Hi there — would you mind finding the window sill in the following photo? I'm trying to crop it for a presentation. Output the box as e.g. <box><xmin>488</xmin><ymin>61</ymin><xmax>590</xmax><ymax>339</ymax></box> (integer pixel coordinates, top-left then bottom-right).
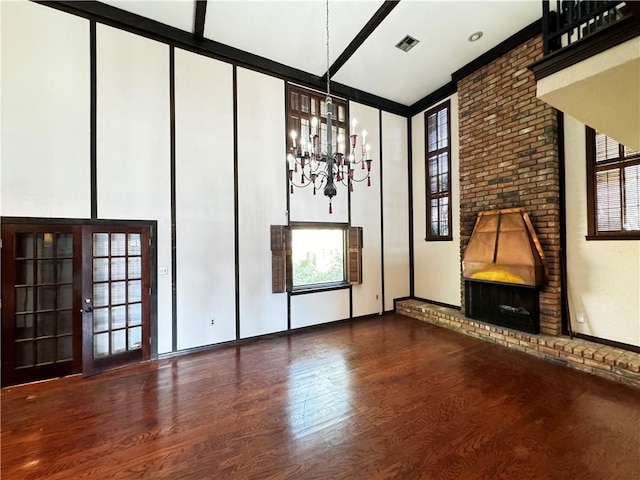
<box><xmin>585</xmin><ymin>234</ymin><xmax>640</xmax><ymax>241</ymax></box>
<box><xmin>424</xmin><ymin>237</ymin><xmax>453</xmax><ymax>242</ymax></box>
<box><xmin>290</xmin><ymin>281</ymin><xmax>350</xmax><ymax>296</ymax></box>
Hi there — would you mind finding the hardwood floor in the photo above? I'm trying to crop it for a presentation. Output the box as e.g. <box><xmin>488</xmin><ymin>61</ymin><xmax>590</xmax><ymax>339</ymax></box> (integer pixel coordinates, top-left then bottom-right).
<box><xmin>2</xmin><ymin>314</ymin><xmax>639</xmax><ymax>479</ymax></box>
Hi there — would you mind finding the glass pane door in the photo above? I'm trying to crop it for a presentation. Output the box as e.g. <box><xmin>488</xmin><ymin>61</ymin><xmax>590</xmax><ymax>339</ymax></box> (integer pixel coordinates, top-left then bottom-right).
<box><xmin>1</xmin><ymin>225</ymin><xmax>81</xmax><ymax>387</ymax></box>
<box><xmin>82</xmin><ymin>226</ymin><xmax>150</xmax><ymax>376</ymax></box>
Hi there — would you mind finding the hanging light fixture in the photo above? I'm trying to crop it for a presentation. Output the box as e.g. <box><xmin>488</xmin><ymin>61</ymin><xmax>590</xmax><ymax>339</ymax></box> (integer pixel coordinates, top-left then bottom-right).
<box><xmin>287</xmin><ymin>0</ymin><xmax>372</xmax><ymax>214</ymax></box>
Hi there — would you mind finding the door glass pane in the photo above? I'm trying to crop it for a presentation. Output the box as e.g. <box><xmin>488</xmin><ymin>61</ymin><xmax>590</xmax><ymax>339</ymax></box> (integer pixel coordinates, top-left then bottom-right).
<box><xmin>128</xmin><ymin>280</ymin><xmax>141</xmax><ymax>303</ymax></box>
<box><xmin>36</xmin><ymin>233</ymin><xmax>55</xmax><ymax>258</ymax></box>
<box><xmin>16</xmin><ymin>287</ymin><xmax>34</xmax><ymax>313</ymax></box>
<box><xmin>57</xmin><ymin>310</ymin><xmax>73</xmax><ymax>335</ymax></box>
<box><xmin>128</xmin><ymin>304</ymin><xmax>141</xmax><ymax>326</ymax></box>
<box><xmin>57</xmin><ymin>285</ymin><xmax>72</xmax><ymax>309</ymax></box>
<box><xmin>93</xmin><ymin>283</ymin><xmax>109</xmax><ymax>307</ymax></box>
<box><xmin>111</xmin><ymin>234</ymin><xmax>126</xmax><ymax>256</ymax></box>
<box><xmin>93</xmin><ymin>308</ymin><xmax>109</xmax><ymax>333</ymax></box>
<box><xmin>111</xmin><ymin>330</ymin><xmax>126</xmax><ymax>354</ymax></box>
<box><xmin>111</xmin><ymin>258</ymin><xmax>126</xmax><ymax>281</ymax></box>
<box><xmin>37</xmin><ymin>286</ymin><xmax>56</xmax><ymax>310</ymax></box>
<box><xmin>94</xmin><ymin>333</ymin><xmax>109</xmax><ymax>358</ymax></box>
<box><xmin>111</xmin><ymin>306</ymin><xmax>126</xmax><ymax>329</ymax></box>
<box><xmin>36</xmin><ymin>338</ymin><xmax>55</xmax><ymax>364</ymax></box>
<box><xmin>16</xmin><ymin>233</ymin><xmax>34</xmax><ymax>259</ymax></box>
<box><xmin>15</xmin><ymin>314</ymin><xmax>35</xmax><ymax>339</ymax></box>
<box><xmin>129</xmin><ymin>326</ymin><xmax>142</xmax><ymax>350</ymax></box>
<box><xmin>56</xmin><ymin>233</ymin><xmax>73</xmax><ymax>257</ymax></box>
<box><xmin>93</xmin><ymin>233</ymin><xmax>109</xmax><ymax>257</ymax></box>
<box><xmin>128</xmin><ymin>234</ymin><xmax>141</xmax><ymax>255</ymax></box>
<box><xmin>16</xmin><ymin>341</ymin><xmax>34</xmax><ymax>367</ymax></box>
<box><xmin>16</xmin><ymin>260</ymin><xmax>34</xmax><ymax>285</ymax></box>
<box><xmin>128</xmin><ymin>257</ymin><xmax>141</xmax><ymax>279</ymax></box>
<box><xmin>37</xmin><ymin>312</ymin><xmax>55</xmax><ymax>337</ymax></box>
<box><xmin>37</xmin><ymin>260</ymin><xmax>55</xmax><ymax>284</ymax></box>
<box><xmin>93</xmin><ymin>258</ymin><xmax>109</xmax><ymax>282</ymax></box>
<box><xmin>111</xmin><ymin>282</ymin><xmax>126</xmax><ymax>305</ymax></box>
<box><xmin>57</xmin><ymin>259</ymin><xmax>73</xmax><ymax>283</ymax></box>
<box><xmin>57</xmin><ymin>336</ymin><xmax>72</xmax><ymax>361</ymax></box>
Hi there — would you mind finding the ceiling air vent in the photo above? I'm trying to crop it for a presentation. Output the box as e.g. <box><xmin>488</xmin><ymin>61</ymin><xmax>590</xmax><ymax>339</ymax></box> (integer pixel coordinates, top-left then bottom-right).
<box><xmin>395</xmin><ymin>35</ymin><xmax>420</xmax><ymax>53</ymax></box>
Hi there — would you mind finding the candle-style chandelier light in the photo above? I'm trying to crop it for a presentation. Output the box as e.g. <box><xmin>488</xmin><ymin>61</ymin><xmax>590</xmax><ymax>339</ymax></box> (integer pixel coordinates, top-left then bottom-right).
<box><xmin>287</xmin><ymin>0</ymin><xmax>372</xmax><ymax>214</ymax></box>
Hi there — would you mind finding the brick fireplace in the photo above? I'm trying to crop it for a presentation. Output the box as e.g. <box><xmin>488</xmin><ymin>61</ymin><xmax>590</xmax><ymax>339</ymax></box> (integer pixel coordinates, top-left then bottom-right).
<box><xmin>458</xmin><ymin>35</ymin><xmax>561</xmax><ymax>335</ymax></box>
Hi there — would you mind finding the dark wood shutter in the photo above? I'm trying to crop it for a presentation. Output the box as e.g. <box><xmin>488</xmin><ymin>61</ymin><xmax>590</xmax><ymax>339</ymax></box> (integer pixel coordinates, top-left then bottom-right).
<box><xmin>271</xmin><ymin>225</ymin><xmax>292</xmax><ymax>293</ymax></box>
<box><xmin>347</xmin><ymin>226</ymin><xmax>363</xmax><ymax>285</ymax></box>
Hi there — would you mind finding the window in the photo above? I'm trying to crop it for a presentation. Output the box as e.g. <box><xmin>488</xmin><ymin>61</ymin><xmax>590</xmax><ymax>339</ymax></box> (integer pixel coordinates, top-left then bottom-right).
<box><xmin>271</xmin><ymin>225</ymin><xmax>362</xmax><ymax>293</ymax></box>
<box><xmin>586</xmin><ymin>127</ymin><xmax>640</xmax><ymax>238</ymax></box>
<box><xmin>287</xmin><ymin>84</ymin><xmax>349</xmax><ymax>155</ymax></box>
<box><xmin>425</xmin><ymin>100</ymin><xmax>452</xmax><ymax>241</ymax></box>
<box><xmin>292</xmin><ymin>227</ymin><xmax>345</xmax><ymax>287</ymax></box>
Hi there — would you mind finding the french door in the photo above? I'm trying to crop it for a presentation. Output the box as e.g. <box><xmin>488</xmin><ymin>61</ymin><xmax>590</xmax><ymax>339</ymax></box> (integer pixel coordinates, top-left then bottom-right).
<box><xmin>81</xmin><ymin>226</ymin><xmax>150</xmax><ymax>376</ymax></box>
<box><xmin>1</xmin><ymin>221</ymin><xmax>151</xmax><ymax>386</ymax></box>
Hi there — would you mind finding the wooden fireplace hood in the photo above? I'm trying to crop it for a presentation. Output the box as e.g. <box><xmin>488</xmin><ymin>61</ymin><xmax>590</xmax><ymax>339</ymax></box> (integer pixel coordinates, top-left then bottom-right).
<box><xmin>462</xmin><ymin>208</ymin><xmax>547</xmax><ymax>287</ymax></box>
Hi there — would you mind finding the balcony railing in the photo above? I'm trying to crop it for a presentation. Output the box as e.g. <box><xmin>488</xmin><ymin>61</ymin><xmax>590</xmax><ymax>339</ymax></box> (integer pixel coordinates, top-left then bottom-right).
<box><xmin>543</xmin><ymin>1</ymin><xmax>630</xmax><ymax>55</ymax></box>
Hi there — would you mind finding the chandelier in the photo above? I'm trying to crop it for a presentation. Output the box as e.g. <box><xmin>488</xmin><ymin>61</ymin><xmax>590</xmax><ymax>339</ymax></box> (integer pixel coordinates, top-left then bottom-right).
<box><xmin>287</xmin><ymin>0</ymin><xmax>372</xmax><ymax>214</ymax></box>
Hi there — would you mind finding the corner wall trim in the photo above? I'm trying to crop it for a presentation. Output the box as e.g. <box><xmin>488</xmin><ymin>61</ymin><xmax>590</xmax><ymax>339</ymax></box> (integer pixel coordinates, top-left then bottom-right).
<box><xmin>169</xmin><ymin>46</ymin><xmax>178</xmax><ymax>353</ymax></box>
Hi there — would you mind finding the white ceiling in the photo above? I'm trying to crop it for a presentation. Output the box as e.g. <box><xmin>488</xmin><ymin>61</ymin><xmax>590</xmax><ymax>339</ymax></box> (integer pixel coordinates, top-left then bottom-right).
<box><xmin>100</xmin><ymin>0</ymin><xmax>542</xmax><ymax>107</ymax></box>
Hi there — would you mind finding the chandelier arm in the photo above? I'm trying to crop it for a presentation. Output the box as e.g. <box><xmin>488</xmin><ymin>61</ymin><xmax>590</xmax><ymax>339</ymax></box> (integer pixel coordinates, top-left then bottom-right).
<box><xmin>349</xmin><ymin>173</ymin><xmax>372</xmax><ymax>183</ymax></box>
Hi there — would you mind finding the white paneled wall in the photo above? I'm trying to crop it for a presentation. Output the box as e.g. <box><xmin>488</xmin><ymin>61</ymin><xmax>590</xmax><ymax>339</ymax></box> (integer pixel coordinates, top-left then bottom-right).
<box><xmin>291</xmin><ymin>290</ymin><xmax>350</xmax><ymax>329</ymax></box>
<box><xmin>412</xmin><ymin>94</ymin><xmax>461</xmax><ymax>307</ymax></box>
<box><xmin>95</xmin><ymin>25</ymin><xmax>173</xmax><ymax>353</ymax></box>
<box><xmin>350</xmin><ymin>102</ymin><xmax>383</xmax><ymax>316</ymax></box>
<box><xmin>2</xmin><ymin>2</ymin><xmax>413</xmax><ymax>357</ymax></box>
<box><xmin>564</xmin><ymin>115</ymin><xmax>640</xmax><ymax>346</ymax></box>
<box><xmin>1</xmin><ymin>1</ymin><xmax>90</xmax><ymax>218</ymax></box>
<box><xmin>382</xmin><ymin>112</ymin><xmax>410</xmax><ymax>311</ymax></box>
<box><xmin>237</xmin><ymin>67</ymin><xmax>288</xmax><ymax>338</ymax></box>
<box><xmin>175</xmin><ymin>49</ymin><xmax>236</xmax><ymax>349</ymax></box>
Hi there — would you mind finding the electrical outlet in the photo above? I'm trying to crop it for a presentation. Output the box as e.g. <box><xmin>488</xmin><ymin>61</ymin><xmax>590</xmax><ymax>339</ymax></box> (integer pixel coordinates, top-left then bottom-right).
<box><xmin>576</xmin><ymin>313</ymin><xmax>585</xmax><ymax>324</ymax></box>
<box><xmin>210</xmin><ymin>318</ymin><xmax>215</xmax><ymax>326</ymax></box>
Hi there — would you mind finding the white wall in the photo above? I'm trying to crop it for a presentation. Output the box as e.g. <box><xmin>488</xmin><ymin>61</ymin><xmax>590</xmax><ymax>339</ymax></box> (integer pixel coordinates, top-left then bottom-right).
<box><xmin>175</xmin><ymin>49</ymin><xmax>236</xmax><ymax>349</ymax></box>
<box><xmin>95</xmin><ymin>24</ymin><xmax>173</xmax><ymax>354</ymax></box>
<box><xmin>412</xmin><ymin>94</ymin><xmax>461</xmax><ymax>307</ymax></box>
<box><xmin>1</xmin><ymin>1</ymin><xmax>90</xmax><ymax>218</ymax></box>
<box><xmin>350</xmin><ymin>102</ymin><xmax>383</xmax><ymax>316</ymax></box>
<box><xmin>237</xmin><ymin>67</ymin><xmax>288</xmax><ymax>338</ymax></box>
<box><xmin>564</xmin><ymin>115</ymin><xmax>640</xmax><ymax>346</ymax></box>
<box><xmin>381</xmin><ymin>112</ymin><xmax>410</xmax><ymax>311</ymax></box>
<box><xmin>291</xmin><ymin>289</ymin><xmax>350</xmax><ymax>329</ymax></box>
<box><xmin>2</xmin><ymin>2</ymin><xmax>412</xmax><ymax>359</ymax></box>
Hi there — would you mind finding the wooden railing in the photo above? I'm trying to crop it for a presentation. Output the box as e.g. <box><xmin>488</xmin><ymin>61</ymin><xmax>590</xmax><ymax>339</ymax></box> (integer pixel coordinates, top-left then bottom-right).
<box><xmin>543</xmin><ymin>1</ymin><xmax>630</xmax><ymax>55</ymax></box>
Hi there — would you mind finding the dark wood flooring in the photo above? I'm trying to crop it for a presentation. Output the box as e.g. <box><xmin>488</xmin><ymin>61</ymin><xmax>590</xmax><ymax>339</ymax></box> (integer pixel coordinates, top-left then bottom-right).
<box><xmin>2</xmin><ymin>314</ymin><xmax>639</xmax><ymax>479</ymax></box>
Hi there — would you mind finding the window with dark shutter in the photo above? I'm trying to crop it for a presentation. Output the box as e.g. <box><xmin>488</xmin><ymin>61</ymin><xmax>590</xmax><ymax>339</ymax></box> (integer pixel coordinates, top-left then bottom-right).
<box><xmin>425</xmin><ymin>100</ymin><xmax>452</xmax><ymax>241</ymax></box>
<box><xmin>586</xmin><ymin>127</ymin><xmax>640</xmax><ymax>239</ymax></box>
<box><xmin>271</xmin><ymin>224</ymin><xmax>362</xmax><ymax>293</ymax></box>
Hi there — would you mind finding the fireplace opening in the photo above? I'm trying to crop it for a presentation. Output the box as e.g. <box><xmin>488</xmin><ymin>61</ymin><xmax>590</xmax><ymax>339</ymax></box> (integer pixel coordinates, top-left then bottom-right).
<box><xmin>465</xmin><ymin>280</ymin><xmax>539</xmax><ymax>334</ymax></box>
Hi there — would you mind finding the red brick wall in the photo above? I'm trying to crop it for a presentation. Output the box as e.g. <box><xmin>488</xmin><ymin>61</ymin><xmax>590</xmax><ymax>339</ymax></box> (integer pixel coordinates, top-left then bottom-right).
<box><xmin>458</xmin><ymin>36</ymin><xmax>561</xmax><ymax>335</ymax></box>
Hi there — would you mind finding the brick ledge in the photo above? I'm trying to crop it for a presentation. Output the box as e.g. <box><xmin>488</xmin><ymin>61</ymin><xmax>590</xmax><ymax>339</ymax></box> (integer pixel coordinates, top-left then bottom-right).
<box><xmin>397</xmin><ymin>299</ymin><xmax>640</xmax><ymax>389</ymax></box>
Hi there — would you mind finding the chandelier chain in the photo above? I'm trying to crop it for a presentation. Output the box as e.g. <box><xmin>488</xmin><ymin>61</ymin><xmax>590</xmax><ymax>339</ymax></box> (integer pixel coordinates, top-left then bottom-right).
<box><xmin>326</xmin><ymin>0</ymin><xmax>330</xmax><ymax>97</ymax></box>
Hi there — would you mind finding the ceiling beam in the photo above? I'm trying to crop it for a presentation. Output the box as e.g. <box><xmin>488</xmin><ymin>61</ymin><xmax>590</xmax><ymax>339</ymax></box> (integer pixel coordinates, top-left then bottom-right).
<box><xmin>322</xmin><ymin>1</ymin><xmax>400</xmax><ymax>82</ymax></box>
<box><xmin>194</xmin><ymin>0</ymin><xmax>207</xmax><ymax>40</ymax></box>
<box><xmin>39</xmin><ymin>1</ymin><xmax>409</xmax><ymax>116</ymax></box>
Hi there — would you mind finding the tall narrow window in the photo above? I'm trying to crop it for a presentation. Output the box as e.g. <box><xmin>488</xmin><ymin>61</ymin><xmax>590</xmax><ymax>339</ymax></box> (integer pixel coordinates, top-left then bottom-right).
<box><xmin>586</xmin><ymin>127</ymin><xmax>640</xmax><ymax>238</ymax></box>
<box><xmin>287</xmin><ymin>84</ymin><xmax>348</xmax><ymax>156</ymax></box>
<box><xmin>425</xmin><ymin>100</ymin><xmax>452</xmax><ymax>241</ymax></box>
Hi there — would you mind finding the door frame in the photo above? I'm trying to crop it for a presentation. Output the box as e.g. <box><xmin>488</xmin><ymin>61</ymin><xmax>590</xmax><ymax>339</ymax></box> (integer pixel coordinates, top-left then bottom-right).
<box><xmin>1</xmin><ymin>217</ymin><xmax>159</xmax><ymax>373</ymax></box>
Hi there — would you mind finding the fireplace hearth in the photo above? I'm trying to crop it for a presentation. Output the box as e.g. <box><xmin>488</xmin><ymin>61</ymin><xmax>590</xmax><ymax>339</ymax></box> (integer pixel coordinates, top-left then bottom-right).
<box><xmin>465</xmin><ymin>280</ymin><xmax>539</xmax><ymax>334</ymax></box>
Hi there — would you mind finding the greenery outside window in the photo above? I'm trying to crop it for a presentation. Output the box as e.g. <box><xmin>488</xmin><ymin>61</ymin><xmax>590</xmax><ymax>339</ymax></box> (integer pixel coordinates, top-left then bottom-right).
<box><xmin>291</xmin><ymin>226</ymin><xmax>346</xmax><ymax>288</ymax></box>
<box><xmin>425</xmin><ymin>100</ymin><xmax>452</xmax><ymax>241</ymax></box>
<box><xmin>586</xmin><ymin>127</ymin><xmax>640</xmax><ymax>239</ymax></box>
<box><xmin>270</xmin><ymin>224</ymin><xmax>363</xmax><ymax>294</ymax></box>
